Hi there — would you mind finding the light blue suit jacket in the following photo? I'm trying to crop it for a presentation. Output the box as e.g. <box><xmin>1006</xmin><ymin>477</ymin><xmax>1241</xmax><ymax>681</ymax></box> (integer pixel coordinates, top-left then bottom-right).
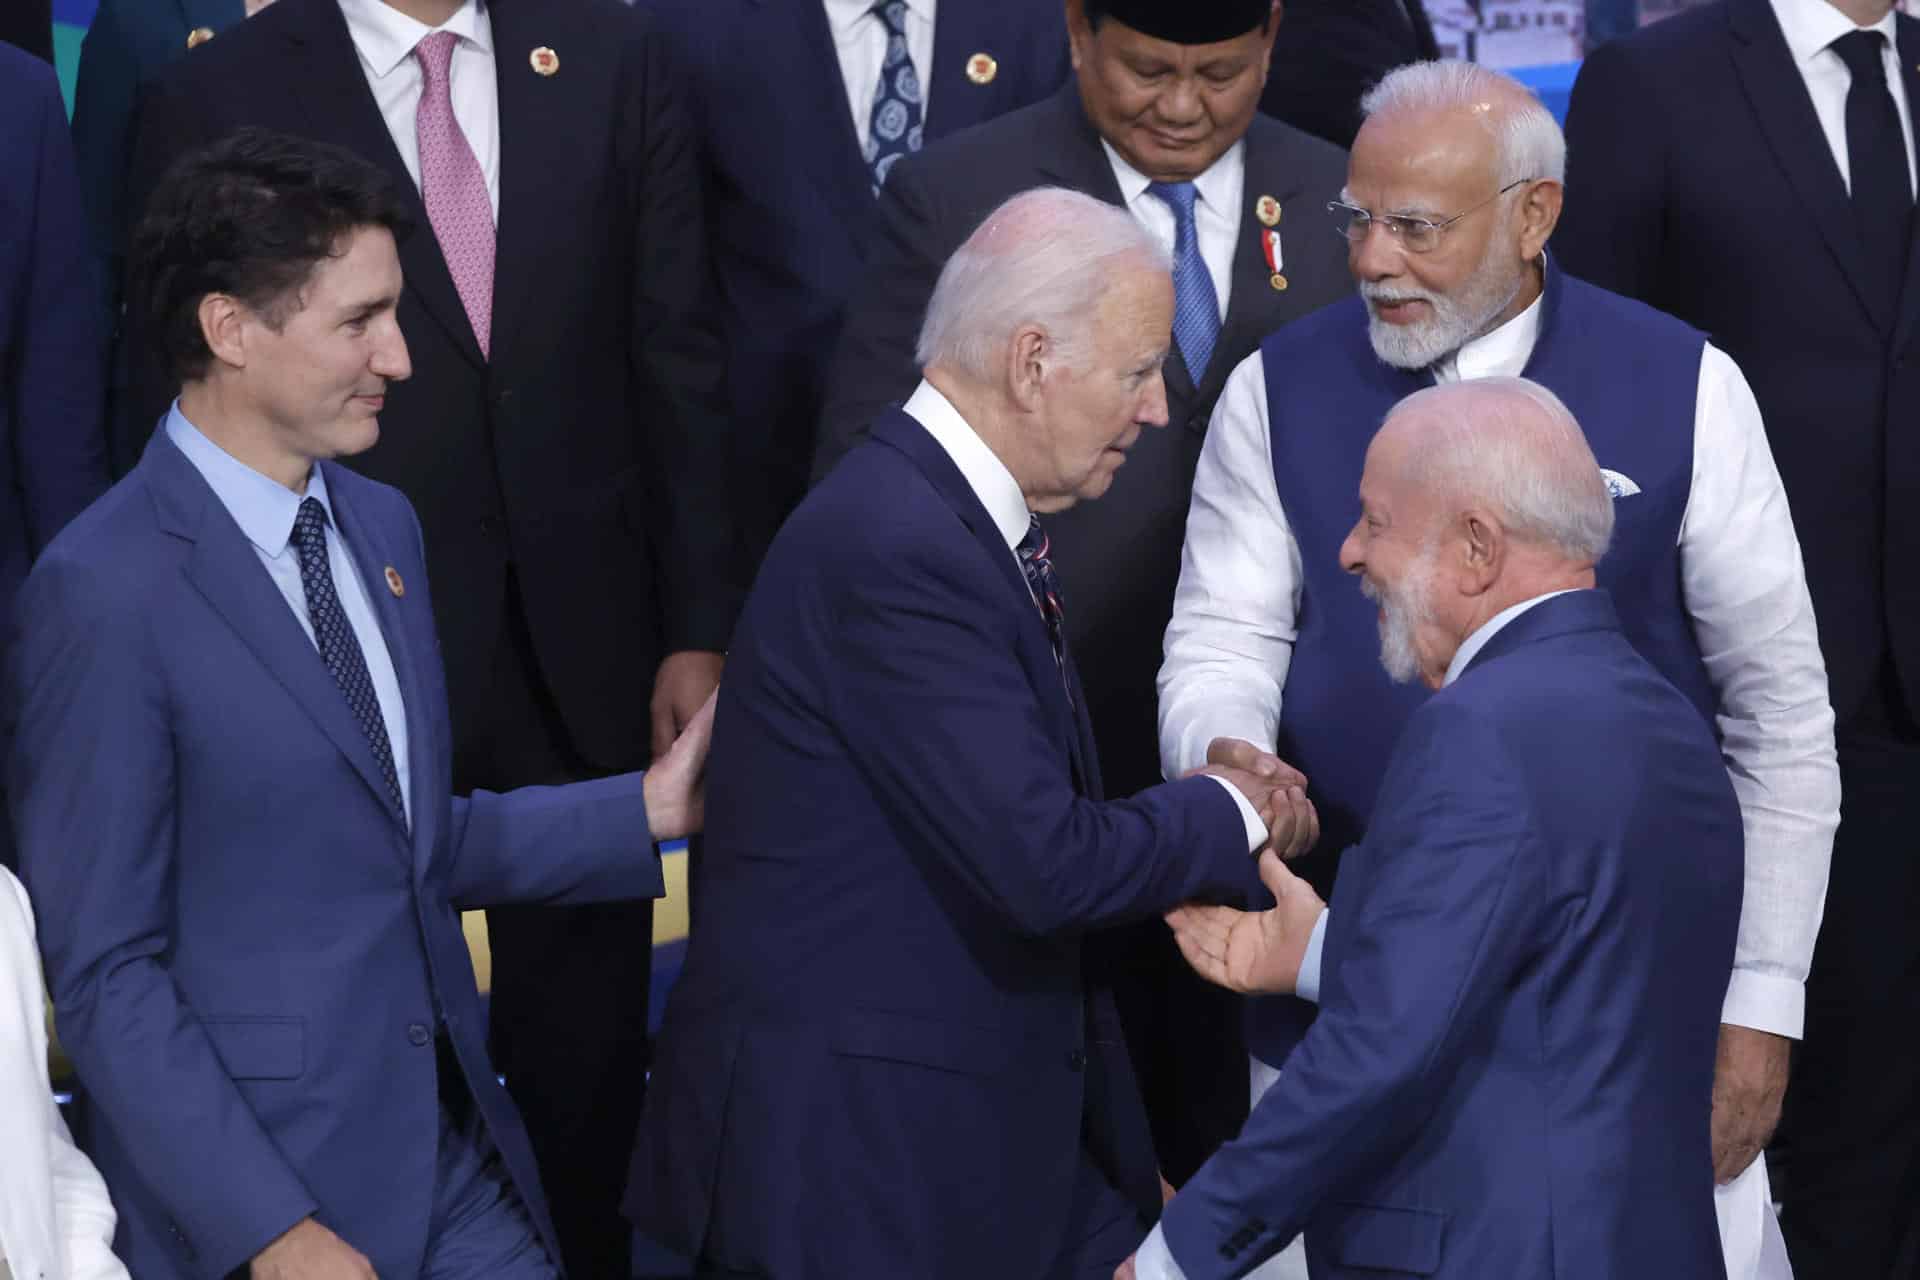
<box><xmin>6</xmin><ymin>430</ymin><xmax>662</xmax><ymax>1278</ymax></box>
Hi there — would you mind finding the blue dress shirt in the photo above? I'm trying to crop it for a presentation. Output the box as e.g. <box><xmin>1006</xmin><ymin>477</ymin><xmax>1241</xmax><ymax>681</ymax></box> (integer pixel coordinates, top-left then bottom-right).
<box><xmin>166</xmin><ymin>404</ymin><xmax>412</xmax><ymax>825</ymax></box>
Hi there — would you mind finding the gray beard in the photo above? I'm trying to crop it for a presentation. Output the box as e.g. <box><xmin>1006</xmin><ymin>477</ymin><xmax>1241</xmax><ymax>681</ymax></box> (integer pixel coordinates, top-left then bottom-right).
<box><xmin>1361</xmin><ymin>255</ymin><xmax>1525</xmax><ymax>372</ymax></box>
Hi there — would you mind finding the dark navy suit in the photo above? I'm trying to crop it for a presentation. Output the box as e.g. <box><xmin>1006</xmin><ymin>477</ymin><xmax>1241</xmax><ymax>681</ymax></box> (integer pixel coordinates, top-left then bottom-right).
<box><xmin>1160</xmin><ymin>591</ymin><xmax>1743</xmax><ymax>1280</ymax></box>
<box><xmin>647</xmin><ymin>0</ymin><xmax>1068</xmax><ymax>574</ymax></box>
<box><xmin>627</xmin><ymin>408</ymin><xmax>1264</xmax><ymax>1279</ymax></box>
<box><xmin>0</xmin><ymin>45</ymin><xmax>111</xmax><ymax>871</ymax></box>
<box><xmin>6</xmin><ymin>432</ymin><xmax>662</xmax><ymax>1279</ymax></box>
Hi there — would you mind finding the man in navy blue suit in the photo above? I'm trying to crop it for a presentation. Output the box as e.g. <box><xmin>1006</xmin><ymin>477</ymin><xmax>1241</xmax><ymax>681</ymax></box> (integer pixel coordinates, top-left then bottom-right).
<box><xmin>627</xmin><ymin>187</ymin><xmax>1314</xmax><ymax>1280</ymax></box>
<box><xmin>1127</xmin><ymin>377</ymin><xmax>1745</xmax><ymax>1279</ymax></box>
<box><xmin>6</xmin><ymin>129</ymin><xmax>713</xmax><ymax>1280</ymax></box>
<box><xmin>1555</xmin><ymin>4</ymin><xmax>1920</xmax><ymax>1272</ymax></box>
<box><xmin>0</xmin><ymin>44</ymin><xmax>112</xmax><ymax>874</ymax></box>
<box><xmin>646</xmin><ymin>0</ymin><xmax>1069</xmax><ymax>578</ymax></box>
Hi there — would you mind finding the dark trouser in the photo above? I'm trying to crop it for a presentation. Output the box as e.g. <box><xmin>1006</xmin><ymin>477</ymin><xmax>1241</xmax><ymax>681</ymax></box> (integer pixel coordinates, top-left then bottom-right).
<box><xmin>1774</xmin><ymin>673</ymin><xmax>1920</xmax><ymax>1280</ymax></box>
<box><xmin>1098</xmin><ymin>919</ymin><xmax>1250</xmax><ymax>1186</ymax></box>
<box><xmin>464</xmin><ymin>576</ymin><xmax>653</xmax><ymax>1280</ymax></box>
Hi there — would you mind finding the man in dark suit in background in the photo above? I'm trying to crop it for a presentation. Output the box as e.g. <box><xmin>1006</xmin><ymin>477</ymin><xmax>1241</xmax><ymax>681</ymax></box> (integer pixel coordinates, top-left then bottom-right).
<box><xmin>1257</xmin><ymin>0</ymin><xmax>1438</xmax><ymax>150</ymax></box>
<box><xmin>1555</xmin><ymin>4</ymin><xmax>1919</xmax><ymax>1274</ymax></box>
<box><xmin>649</xmin><ymin>0</ymin><xmax>1068</xmax><ymax>576</ymax></box>
<box><xmin>0</xmin><ymin>44</ymin><xmax>111</xmax><ymax>874</ymax></box>
<box><xmin>0</xmin><ymin>0</ymin><xmax>52</xmax><ymax>61</ymax></box>
<box><xmin>119</xmin><ymin>2</ymin><xmax>743</xmax><ymax>1272</ymax></box>
<box><xmin>630</xmin><ymin>187</ymin><xmax>1309</xmax><ymax>1280</ymax></box>
<box><xmin>814</xmin><ymin>0</ymin><xmax>1350</xmax><ymax>1185</ymax></box>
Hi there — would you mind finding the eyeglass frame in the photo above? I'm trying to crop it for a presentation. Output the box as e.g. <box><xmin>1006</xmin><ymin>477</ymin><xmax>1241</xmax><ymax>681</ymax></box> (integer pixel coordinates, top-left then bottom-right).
<box><xmin>1326</xmin><ymin>178</ymin><xmax>1536</xmax><ymax>254</ymax></box>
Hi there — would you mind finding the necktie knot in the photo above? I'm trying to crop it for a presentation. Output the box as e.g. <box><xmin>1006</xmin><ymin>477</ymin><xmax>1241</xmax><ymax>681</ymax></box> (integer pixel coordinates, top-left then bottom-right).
<box><xmin>870</xmin><ymin>0</ymin><xmax>909</xmax><ymax>38</ymax></box>
<box><xmin>1147</xmin><ymin>180</ymin><xmax>1200</xmax><ymax>222</ymax></box>
<box><xmin>1831</xmin><ymin>29</ymin><xmax>1889</xmax><ymax>86</ymax></box>
<box><xmin>1016</xmin><ymin>516</ymin><xmax>1050</xmax><ymax>566</ymax></box>
<box><xmin>292</xmin><ymin>496</ymin><xmax>330</xmax><ymax>553</ymax></box>
<box><xmin>414</xmin><ymin>29</ymin><xmax>459</xmax><ymax>83</ymax></box>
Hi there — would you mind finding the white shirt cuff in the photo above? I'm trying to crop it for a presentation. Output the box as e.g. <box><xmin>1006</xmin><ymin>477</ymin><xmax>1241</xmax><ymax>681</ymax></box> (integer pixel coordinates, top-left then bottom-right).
<box><xmin>1134</xmin><ymin>1222</ymin><xmax>1188</xmax><ymax>1280</ymax></box>
<box><xmin>1206</xmin><ymin>774</ymin><xmax>1270</xmax><ymax>851</ymax></box>
<box><xmin>1295</xmin><ymin>907</ymin><xmax>1330</xmax><ymax>1004</ymax></box>
<box><xmin>1721</xmin><ymin>969</ymin><xmax>1805</xmax><ymax>1040</ymax></box>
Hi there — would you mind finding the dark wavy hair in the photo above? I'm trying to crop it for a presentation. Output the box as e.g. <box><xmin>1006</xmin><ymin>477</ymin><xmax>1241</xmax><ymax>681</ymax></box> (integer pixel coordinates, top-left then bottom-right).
<box><xmin>128</xmin><ymin>127</ymin><xmax>413</xmax><ymax>384</ymax></box>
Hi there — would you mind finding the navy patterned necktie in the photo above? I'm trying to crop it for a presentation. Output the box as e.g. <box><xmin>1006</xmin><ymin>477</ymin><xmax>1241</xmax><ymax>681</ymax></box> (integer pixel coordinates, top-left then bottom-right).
<box><xmin>1147</xmin><ymin>180</ymin><xmax>1222</xmax><ymax>382</ymax></box>
<box><xmin>865</xmin><ymin>0</ymin><xmax>923</xmax><ymax>193</ymax></box>
<box><xmin>1016</xmin><ymin>516</ymin><xmax>1071</xmax><ymax>701</ymax></box>
<box><xmin>291</xmin><ymin>497</ymin><xmax>405</xmax><ymax>819</ymax></box>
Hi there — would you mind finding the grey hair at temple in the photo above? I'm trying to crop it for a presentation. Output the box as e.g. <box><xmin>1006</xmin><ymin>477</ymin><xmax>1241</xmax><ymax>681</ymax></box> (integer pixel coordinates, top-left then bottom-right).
<box><xmin>915</xmin><ymin>186</ymin><xmax>1170</xmax><ymax>381</ymax></box>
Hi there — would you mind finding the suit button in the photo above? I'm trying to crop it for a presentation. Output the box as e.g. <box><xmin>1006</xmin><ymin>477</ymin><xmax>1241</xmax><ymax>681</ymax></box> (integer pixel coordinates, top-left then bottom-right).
<box><xmin>1067</xmin><ymin>1048</ymin><xmax>1086</xmax><ymax>1071</ymax></box>
<box><xmin>408</xmin><ymin>1022</ymin><xmax>432</xmax><ymax>1046</ymax></box>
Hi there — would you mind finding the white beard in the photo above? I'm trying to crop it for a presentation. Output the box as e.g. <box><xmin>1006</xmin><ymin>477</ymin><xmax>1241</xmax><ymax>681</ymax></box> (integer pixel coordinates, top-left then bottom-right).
<box><xmin>1361</xmin><ymin>232</ymin><xmax>1525</xmax><ymax>371</ymax></box>
<box><xmin>1361</xmin><ymin>556</ymin><xmax>1438</xmax><ymax>685</ymax></box>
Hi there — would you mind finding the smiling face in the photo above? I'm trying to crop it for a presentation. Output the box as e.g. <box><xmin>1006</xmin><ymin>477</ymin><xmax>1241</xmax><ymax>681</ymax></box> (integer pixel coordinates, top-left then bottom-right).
<box><xmin>233</xmin><ymin>224</ymin><xmax>411</xmax><ymax>470</ymax></box>
<box><xmin>1338</xmin><ymin>427</ymin><xmax>1465</xmax><ymax>688</ymax></box>
<box><xmin>1022</xmin><ymin>262</ymin><xmax>1174</xmax><ymax>511</ymax></box>
<box><xmin>1345</xmin><ymin>107</ymin><xmax>1531</xmax><ymax>369</ymax></box>
<box><xmin>1068</xmin><ymin>3</ymin><xmax>1276</xmax><ymax>183</ymax></box>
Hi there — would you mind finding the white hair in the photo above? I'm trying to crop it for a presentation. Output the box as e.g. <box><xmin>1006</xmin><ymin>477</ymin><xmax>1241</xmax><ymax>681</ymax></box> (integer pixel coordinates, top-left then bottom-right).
<box><xmin>916</xmin><ymin>187</ymin><xmax>1170</xmax><ymax>379</ymax></box>
<box><xmin>1387</xmin><ymin>376</ymin><xmax>1613</xmax><ymax>562</ymax></box>
<box><xmin>1360</xmin><ymin>60</ymin><xmax>1566</xmax><ymax>185</ymax></box>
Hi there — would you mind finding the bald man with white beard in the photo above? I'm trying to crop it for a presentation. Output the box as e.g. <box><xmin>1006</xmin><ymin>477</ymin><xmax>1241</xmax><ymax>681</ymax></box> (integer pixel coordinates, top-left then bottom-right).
<box><xmin>1155</xmin><ymin>59</ymin><xmax>1835</xmax><ymax>1279</ymax></box>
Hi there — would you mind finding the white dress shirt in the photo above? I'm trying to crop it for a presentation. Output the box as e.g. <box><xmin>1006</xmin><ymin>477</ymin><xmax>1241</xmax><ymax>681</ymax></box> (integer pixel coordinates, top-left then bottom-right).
<box><xmin>1103</xmin><ymin>140</ymin><xmax>1243</xmax><ymax>323</ymax></box>
<box><xmin>167</xmin><ymin>408</ymin><xmax>413</xmax><ymax>825</ymax></box>
<box><xmin>903</xmin><ymin>381</ymin><xmax>1268</xmax><ymax>845</ymax></box>
<box><xmin>1770</xmin><ymin>0</ymin><xmax>1916</xmax><ymax>195</ymax></box>
<box><xmin>824</xmin><ymin>0</ymin><xmax>936</xmax><ymax>154</ymax></box>
<box><xmin>0</xmin><ymin>870</ymin><xmax>128</xmax><ymax>1280</ymax></box>
<box><xmin>339</xmin><ymin>0</ymin><xmax>501</xmax><ymax>221</ymax></box>
<box><xmin>1159</xmin><ymin>292</ymin><xmax>1841</xmax><ymax>1041</ymax></box>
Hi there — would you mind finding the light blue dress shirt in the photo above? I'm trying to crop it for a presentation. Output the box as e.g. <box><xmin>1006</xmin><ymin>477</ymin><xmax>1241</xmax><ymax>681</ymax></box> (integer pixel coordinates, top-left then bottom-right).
<box><xmin>166</xmin><ymin>405</ymin><xmax>413</xmax><ymax>825</ymax></box>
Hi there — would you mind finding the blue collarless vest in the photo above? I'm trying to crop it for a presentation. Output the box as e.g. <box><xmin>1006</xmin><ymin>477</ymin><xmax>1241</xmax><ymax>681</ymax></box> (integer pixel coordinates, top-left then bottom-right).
<box><xmin>1247</xmin><ymin>265</ymin><xmax>1719</xmax><ymax>1067</ymax></box>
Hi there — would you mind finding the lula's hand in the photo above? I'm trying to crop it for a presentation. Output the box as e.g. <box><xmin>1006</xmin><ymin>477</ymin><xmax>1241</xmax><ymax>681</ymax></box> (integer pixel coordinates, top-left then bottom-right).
<box><xmin>650</xmin><ymin>650</ymin><xmax>725</xmax><ymax>761</ymax></box>
<box><xmin>643</xmin><ymin>689</ymin><xmax>716</xmax><ymax>842</ymax></box>
<box><xmin>1711</xmin><ymin>1023</ymin><xmax>1790</xmax><ymax>1183</ymax></box>
<box><xmin>1166</xmin><ymin>851</ymin><xmax>1326</xmax><ymax>995</ymax></box>
<box><xmin>1205</xmin><ymin>737</ymin><xmax>1307</xmax><ymax>789</ymax></box>
<box><xmin>1199</xmin><ymin>739</ymin><xmax>1319</xmax><ymax>858</ymax></box>
<box><xmin>250</xmin><ymin>1218</ymin><xmax>377</xmax><ymax>1279</ymax></box>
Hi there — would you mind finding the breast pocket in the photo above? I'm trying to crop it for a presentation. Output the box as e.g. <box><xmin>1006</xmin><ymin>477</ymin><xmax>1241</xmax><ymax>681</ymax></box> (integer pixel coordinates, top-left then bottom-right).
<box><xmin>202</xmin><ymin>1015</ymin><xmax>306</xmax><ymax>1080</ymax></box>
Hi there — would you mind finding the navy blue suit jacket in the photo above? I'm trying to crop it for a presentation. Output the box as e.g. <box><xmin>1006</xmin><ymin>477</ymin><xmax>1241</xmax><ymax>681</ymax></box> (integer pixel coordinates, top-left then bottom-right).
<box><xmin>0</xmin><ymin>46</ymin><xmax>110</xmax><ymax>677</ymax></box>
<box><xmin>1555</xmin><ymin>0</ymin><xmax>1920</xmax><ymax>726</ymax></box>
<box><xmin>6</xmin><ymin>432</ymin><xmax>663</xmax><ymax>1279</ymax></box>
<box><xmin>1161</xmin><ymin>591</ymin><xmax>1743</xmax><ymax>1280</ymax></box>
<box><xmin>626</xmin><ymin>409</ymin><xmax>1263</xmax><ymax>1278</ymax></box>
<box><xmin>647</xmin><ymin>0</ymin><xmax>1068</xmax><ymax>568</ymax></box>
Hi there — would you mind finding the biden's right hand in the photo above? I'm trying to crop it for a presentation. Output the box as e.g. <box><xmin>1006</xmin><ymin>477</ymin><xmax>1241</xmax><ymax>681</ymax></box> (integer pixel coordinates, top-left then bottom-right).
<box><xmin>250</xmin><ymin>1218</ymin><xmax>378</xmax><ymax>1280</ymax></box>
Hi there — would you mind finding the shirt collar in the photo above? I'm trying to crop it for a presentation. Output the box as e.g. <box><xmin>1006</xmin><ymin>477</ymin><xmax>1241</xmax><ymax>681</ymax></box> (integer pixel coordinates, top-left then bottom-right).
<box><xmin>339</xmin><ymin>0</ymin><xmax>492</xmax><ymax>81</ymax></box>
<box><xmin>903</xmin><ymin>380</ymin><xmax>1031</xmax><ymax>552</ymax></box>
<box><xmin>1442</xmin><ymin>589</ymin><xmax>1579</xmax><ymax>687</ymax></box>
<box><xmin>1769</xmin><ymin>0</ymin><xmax>1899</xmax><ymax>68</ymax></box>
<box><xmin>165</xmin><ymin>401</ymin><xmax>333</xmax><ymax>559</ymax></box>
<box><xmin>1440</xmin><ymin>287</ymin><xmax>1545</xmax><ymax>383</ymax></box>
<box><xmin>822</xmin><ymin>0</ymin><xmax>930</xmax><ymax>40</ymax></box>
<box><xmin>1101</xmin><ymin>138</ymin><xmax>1247</xmax><ymax>216</ymax></box>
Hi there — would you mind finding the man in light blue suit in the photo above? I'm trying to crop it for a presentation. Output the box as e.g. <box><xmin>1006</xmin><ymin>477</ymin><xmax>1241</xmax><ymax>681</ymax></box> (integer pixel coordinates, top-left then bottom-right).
<box><xmin>1127</xmin><ymin>378</ymin><xmax>1745</xmax><ymax>1279</ymax></box>
<box><xmin>5</xmin><ymin>129</ymin><xmax>711</xmax><ymax>1280</ymax></box>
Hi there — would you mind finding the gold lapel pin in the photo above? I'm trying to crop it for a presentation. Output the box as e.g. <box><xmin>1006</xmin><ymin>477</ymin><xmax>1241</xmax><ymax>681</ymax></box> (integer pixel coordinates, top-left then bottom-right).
<box><xmin>966</xmin><ymin>52</ymin><xmax>998</xmax><ymax>85</ymax></box>
<box><xmin>530</xmin><ymin>46</ymin><xmax>559</xmax><ymax>76</ymax></box>
<box><xmin>1270</xmin><ymin>273</ymin><xmax>1289</xmax><ymax>291</ymax></box>
<box><xmin>385</xmin><ymin>567</ymin><xmax>406</xmax><ymax>598</ymax></box>
<box><xmin>186</xmin><ymin>26</ymin><xmax>215</xmax><ymax>49</ymax></box>
<box><xmin>1256</xmin><ymin>195</ymin><xmax>1282</xmax><ymax>227</ymax></box>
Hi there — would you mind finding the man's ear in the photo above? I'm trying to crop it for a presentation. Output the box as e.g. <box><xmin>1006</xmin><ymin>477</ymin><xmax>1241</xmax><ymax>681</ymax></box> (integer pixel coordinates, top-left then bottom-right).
<box><xmin>1458</xmin><ymin>508</ymin><xmax>1504</xmax><ymax>596</ymax></box>
<box><xmin>1518</xmin><ymin>179</ymin><xmax>1563</xmax><ymax>261</ymax></box>
<box><xmin>198</xmin><ymin>293</ymin><xmax>251</xmax><ymax>373</ymax></box>
<box><xmin>1006</xmin><ymin>324</ymin><xmax>1051</xmax><ymax>412</ymax></box>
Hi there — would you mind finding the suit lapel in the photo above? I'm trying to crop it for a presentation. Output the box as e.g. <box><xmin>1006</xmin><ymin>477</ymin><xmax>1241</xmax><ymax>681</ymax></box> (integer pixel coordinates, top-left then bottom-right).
<box><xmin>148</xmin><ymin>440</ymin><xmax>411</xmax><ymax>848</ymax></box>
<box><xmin>758</xmin><ymin>0</ymin><xmax>875</xmax><ymax>216</ymax></box>
<box><xmin>872</xmin><ymin>413</ymin><xmax>1094</xmax><ymax>790</ymax></box>
<box><xmin>1728</xmin><ymin>0</ymin><xmax>1885</xmax><ymax>330</ymax></box>
<box><xmin>278</xmin><ymin>0</ymin><xmax>485</xmax><ymax>368</ymax></box>
<box><xmin>1033</xmin><ymin>84</ymin><xmax>1128</xmax><ymax>206</ymax></box>
<box><xmin>1894</xmin><ymin>16</ymin><xmax>1920</xmax><ymax>351</ymax></box>
<box><xmin>327</xmin><ymin>469</ymin><xmax>440</xmax><ymax>870</ymax></box>
<box><xmin>486</xmin><ymin>0</ymin><xmax>573</xmax><ymax>369</ymax></box>
<box><xmin>1205</xmin><ymin>123</ymin><xmax>1313</xmax><ymax>410</ymax></box>
<box><xmin>924</xmin><ymin>2</ymin><xmax>993</xmax><ymax>137</ymax></box>
<box><xmin>178</xmin><ymin>0</ymin><xmax>244</xmax><ymax>37</ymax></box>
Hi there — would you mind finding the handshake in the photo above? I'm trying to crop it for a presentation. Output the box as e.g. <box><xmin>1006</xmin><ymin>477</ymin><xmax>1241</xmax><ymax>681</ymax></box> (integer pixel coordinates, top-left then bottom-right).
<box><xmin>1173</xmin><ymin>736</ymin><xmax>1329</xmax><ymax>999</ymax></box>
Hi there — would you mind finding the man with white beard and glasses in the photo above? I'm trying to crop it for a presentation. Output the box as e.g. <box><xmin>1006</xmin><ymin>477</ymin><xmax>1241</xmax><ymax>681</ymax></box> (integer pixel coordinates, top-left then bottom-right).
<box><xmin>1156</xmin><ymin>59</ymin><xmax>1838</xmax><ymax>1280</ymax></box>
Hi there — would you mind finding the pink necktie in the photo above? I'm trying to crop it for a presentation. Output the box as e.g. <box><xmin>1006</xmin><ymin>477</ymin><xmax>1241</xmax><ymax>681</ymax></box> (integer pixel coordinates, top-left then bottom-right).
<box><xmin>413</xmin><ymin>31</ymin><xmax>494</xmax><ymax>357</ymax></box>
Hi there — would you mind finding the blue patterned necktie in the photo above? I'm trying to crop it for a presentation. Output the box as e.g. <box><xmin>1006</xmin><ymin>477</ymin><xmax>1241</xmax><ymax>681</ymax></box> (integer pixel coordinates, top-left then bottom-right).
<box><xmin>291</xmin><ymin>497</ymin><xmax>405</xmax><ymax>819</ymax></box>
<box><xmin>1016</xmin><ymin>516</ymin><xmax>1071</xmax><ymax>701</ymax></box>
<box><xmin>1147</xmin><ymin>180</ymin><xmax>1222</xmax><ymax>382</ymax></box>
<box><xmin>865</xmin><ymin>0</ymin><xmax>923</xmax><ymax>193</ymax></box>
